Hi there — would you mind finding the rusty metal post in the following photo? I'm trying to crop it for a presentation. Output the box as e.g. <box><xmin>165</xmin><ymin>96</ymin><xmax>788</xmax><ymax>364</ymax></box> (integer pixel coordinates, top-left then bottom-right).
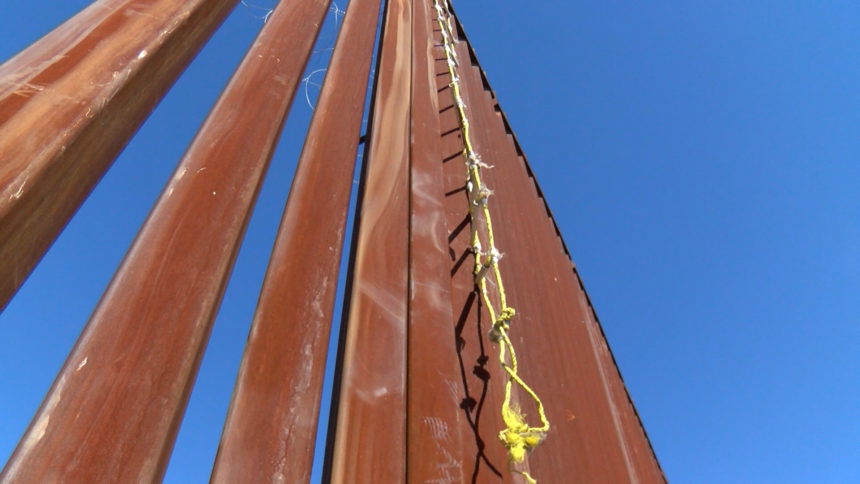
<box><xmin>433</xmin><ymin>28</ymin><xmax>514</xmax><ymax>484</ymax></box>
<box><xmin>327</xmin><ymin>0</ymin><xmax>413</xmax><ymax>481</ymax></box>
<box><xmin>437</xmin><ymin>6</ymin><xmax>666</xmax><ymax>481</ymax></box>
<box><xmin>405</xmin><ymin>0</ymin><xmax>469</xmax><ymax>481</ymax></box>
<box><xmin>0</xmin><ymin>1</ymin><xmax>331</xmax><ymax>481</ymax></box>
<box><xmin>210</xmin><ymin>0</ymin><xmax>383</xmax><ymax>481</ymax></box>
<box><xmin>0</xmin><ymin>0</ymin><xmax>239</xmax><ymax>310</ymax></box>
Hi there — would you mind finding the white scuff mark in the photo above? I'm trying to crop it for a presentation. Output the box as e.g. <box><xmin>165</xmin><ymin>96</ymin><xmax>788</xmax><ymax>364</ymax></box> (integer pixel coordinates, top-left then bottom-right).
<box><xmin>300</xmin><ymin>343</ymin><xmax>314</xmax><ymax>390</ymax></box>
<box><xmin>413</xmin><ymin>279</ymin><xmax>444</xmax><ymax>309</ymax></box>
<box><xmin>360</xmin><ymin>283</ymin><xmax>407</xmax><ymax>323</ymax></box>
<box><xmin>372</xmin><ymin>386</ymin><xmax>389</xmax><ymax>398</ymax></box>
<box><xmin>423</xmin><ymin>416</ymin><xmax>462</xmax><ymax>483</ymax></box>
<box><xmin>76</xmin><ymin>357</ymin><xmax>88</xmax><ymax>371</ymax></box>
<box><xmin>11</xmin><ymin>181</ymin><xmax>25</xmax><ymax>200</ymax></box>
<box><xmin>122</xmin><ymin>3</ymin><xmax>160</xmax><ymax>20</ymax></box>
<box><xmin>445</xmin><ymin>379</ymin><xmax>460</xmax><ymax>403</ymax></box>
<box><xmin>25</xmin><ymin>416</ymin><xmax>49</xmax><ymax>449</ymax></box>
<box><xmin>137</xmin><ymin>49</ymin><xmax>148</xmax><ymax>60</ymax></box>
<box><xmin>196</xmin><ymin>167</ymin><xmax>206</xmax><ymax>174</ymax></box>
<box><xmin>412</xmin><ymin>171</ymin><xmax>434</xmax><ymax>203</ymax></box>
<box><xmin>12</xmin><ymin>82</ymin><xmax>46</xmax><ymax>97</ymax></box>
<box><xmin>166</xmin><ymin>187</ymin><xmax>174</xmax><ymax>198</ymax></box>
<box><xmin>424</xmin><ymin>416</ymin><xmax>449</xmax><ymax>440</ymax></box>
<box><xmin>175</xmin><ymin>167</ymin><xmax>187</xmax><ymax>180</ymax></box>
<box><xmin>310</xmin><ymin>276</ymin><xmax>328</xmax><ymax>319</ymax></box>
<box><xmin>15</xmin><ymin>374</ymin><xmax>67</xmax><ymax>457</ymax></box>
<box><xmin>269</xmin><ymin>340</ymin><xmax>315</xmax><ymax>481</ymax></box>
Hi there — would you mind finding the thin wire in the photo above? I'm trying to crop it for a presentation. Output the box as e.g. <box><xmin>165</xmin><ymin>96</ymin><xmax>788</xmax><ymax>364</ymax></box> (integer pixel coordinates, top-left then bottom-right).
<box><xmin>302</xmin><ymin>68</ymin><xmax>327</xmax><ymax>110</ymax></box>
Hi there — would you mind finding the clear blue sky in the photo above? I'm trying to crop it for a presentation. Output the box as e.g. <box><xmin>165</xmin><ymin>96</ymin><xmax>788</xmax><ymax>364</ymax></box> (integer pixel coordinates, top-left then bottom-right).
<box><xmin>1</xmin><ymin>1</ymin><xmax>858</xmax><ymax>482</ymax></box>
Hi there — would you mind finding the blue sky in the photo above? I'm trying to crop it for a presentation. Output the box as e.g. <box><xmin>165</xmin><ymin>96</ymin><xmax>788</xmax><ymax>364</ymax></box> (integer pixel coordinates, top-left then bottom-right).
<box><xmin>2</xmin><ymin>1</ymin><xmax>859</xmax><ymax>482</ymax></box>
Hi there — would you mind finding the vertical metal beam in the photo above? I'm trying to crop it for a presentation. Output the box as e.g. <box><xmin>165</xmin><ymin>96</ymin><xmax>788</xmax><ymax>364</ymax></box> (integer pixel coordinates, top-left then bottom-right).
<box><xmin>431</xmin><ymin>26</ymin><xmax>514</xmax><ymax>484</ymax></box>
<box><xmin>0</xmin><ymin>0</ymin><xmax>239</xmax><ymax>310</ymax></box>
<box><xmin>0</xmin><ymin>1</ymin><xmax>330</xmax><ymax>481</ymax></box>
<box><xmin>405</xmin><ymin>0</ymin><xmax>468</xmax><ymax>481</ymax></box>
<box><xmin>445</xmin><ymin>6</ymin><xmax>666</xmax><ymax>482</ymax></box>
<box><xmin>210</xmin><ymin>0</ymin><xmax>383</xmax><ymax>481</ymax></box>
<box><xmin>327</xmin><ymin>0</ymin><xmax>412</xmax><ymax>481</ymax></box>
<box><xmin>459</xmin><ymin>67</ymin><xmax>666</xmax><ymax>480</ymax></box>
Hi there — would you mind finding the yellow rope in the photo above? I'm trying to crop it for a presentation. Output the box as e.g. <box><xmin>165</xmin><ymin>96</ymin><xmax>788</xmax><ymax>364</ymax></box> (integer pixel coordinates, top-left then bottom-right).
<box><xmin>432</xmin><ymin>0</ymin><xmax>550</xmax><ymax>479</ymax></box>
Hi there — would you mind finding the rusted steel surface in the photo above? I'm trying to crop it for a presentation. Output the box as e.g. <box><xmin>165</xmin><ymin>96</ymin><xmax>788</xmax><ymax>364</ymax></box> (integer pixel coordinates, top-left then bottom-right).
<box><xmin>405</xmin><ymin>0</ymin><xmax>468</xmax><ymax>481</ymax></box>
<box><xmin>0</xmin><ymin>0</ymin><xmax>239</xmax><ymax>310</ymax></box>
<box><xmin>434</xmin><ymin>35</ymin><xmax>514</xmax><ymax>484</ymax></box>
<box><xmin>0</xmin><ymin>1</ymin><xmax>330</xmax><ymax>481</ymax></box>
<box><xmin>447</xmin><ymin>9</ymin><xmax>665</xmax><ymax>482</ymax></box>
<box><xmin>210</xmin><ymin>0</ymin><xmax>383</xmax><ymax>481</ymax></box>
<box><xmin>327</xmin><ymin>0</ymin><xmax>412</xmax><ymax>481</ymax></box>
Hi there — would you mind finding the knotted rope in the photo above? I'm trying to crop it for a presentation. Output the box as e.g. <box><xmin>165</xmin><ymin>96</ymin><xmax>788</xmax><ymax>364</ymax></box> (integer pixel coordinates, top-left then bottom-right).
<box><xmin>432</xmin><ymin>1</ymin><xmax>551</xmax><ymax>481</ymax></box>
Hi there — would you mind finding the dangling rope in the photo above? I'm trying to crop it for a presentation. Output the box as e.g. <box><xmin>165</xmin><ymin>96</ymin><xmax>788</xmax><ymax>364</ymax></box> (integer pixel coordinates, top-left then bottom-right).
<box><xmin>432</xmin><ymin>1</ymin><xmax>550</xmax><ymax>481</ymax></box>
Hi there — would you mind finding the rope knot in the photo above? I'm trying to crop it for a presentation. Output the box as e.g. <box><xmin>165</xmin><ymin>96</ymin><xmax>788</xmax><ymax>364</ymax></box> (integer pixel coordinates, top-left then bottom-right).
<box><xmin>473</xmin><ymin>186</ymin><xmax>493</xmax><ymax>206</ymax></box>
<box><xmin>498</xmin><ymin>407</ymin><xmax>547</xmax><ymax>463</ymax></box>
<box><xmin>434</xmin><ymin>1</ymin><xmax>549</xmax><ymax>479</ymax></box>
<box><xmin>471</xmin><ymin>238</ymin><xmax>482</xmax><ymax>255</ymax></box>
<box><xmin>489</xmin><ymin>247</ymin><xmax>503</xmax><ymax>264</ymax></box>
<box><xmin>466</xmin><ymin>153</ymin><xmax>493</xmax><ymax>170</ymax></box>
<box><xmin>488</xmin><ymin>306</ymin><xmax>516</xmax><ymax>342</ymax></box>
